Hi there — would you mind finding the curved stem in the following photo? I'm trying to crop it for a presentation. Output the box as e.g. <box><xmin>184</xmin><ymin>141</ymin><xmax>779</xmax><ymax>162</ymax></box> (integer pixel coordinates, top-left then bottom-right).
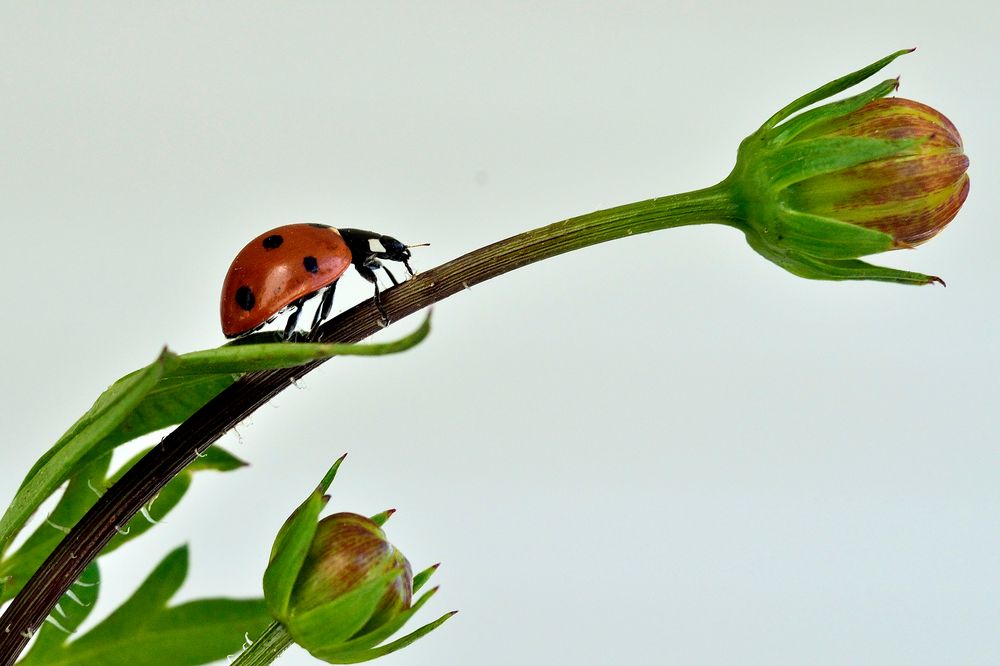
<box><xmin>0</xmin><ymin>181</ymin><xmax>739</xmax><ymax>661</ymax></box>
<box><xmin>231</xmin><ymin>621</ymin><xmax>294</xmax><ymax>666</ymax></box>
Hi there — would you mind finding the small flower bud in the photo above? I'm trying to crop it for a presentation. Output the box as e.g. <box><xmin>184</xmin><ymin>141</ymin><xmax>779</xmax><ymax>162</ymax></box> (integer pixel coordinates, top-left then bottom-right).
<box><xmin>728</xmin><ymin>49</ymin><xmax>970</xmax><ymax>284</ymax></box>
<box><xmin>262</xmin><ymin>456</ymin><xmax>454</xmax><ymax>663</ymax></box>
<box><xmin>289</xmin><ymin>512</ymin><xmax>412</xmax><ymax>634</ymax></box>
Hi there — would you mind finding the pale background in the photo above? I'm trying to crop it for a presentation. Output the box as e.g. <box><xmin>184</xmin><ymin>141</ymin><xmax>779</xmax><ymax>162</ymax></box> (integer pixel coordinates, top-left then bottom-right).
<box><xmin>1</xmin><ymin>3</ymin><xmax>997</xmax><ymax>665</ymax></box>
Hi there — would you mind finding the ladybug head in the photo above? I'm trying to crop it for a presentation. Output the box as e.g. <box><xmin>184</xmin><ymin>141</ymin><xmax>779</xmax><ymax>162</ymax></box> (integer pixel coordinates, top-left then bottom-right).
<box><xmin>377</xmin><ymin>235</ymin><xmax>411</xmax><ymax>263</ymax></box>
<box><xmin>377</xmin><ymin>234</ymin><xmax>429</xmax><ymax>276</ymax></box>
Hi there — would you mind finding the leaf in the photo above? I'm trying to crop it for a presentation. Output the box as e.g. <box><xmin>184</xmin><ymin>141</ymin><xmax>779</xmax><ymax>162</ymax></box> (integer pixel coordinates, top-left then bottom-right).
<box><xmin>101</xmin><ymin>446</ymin><xmax>248</xmax><ymax>556</ymax></box>
<box><xmin>18</xmin><ymin>561</ymin><xmax>102</xmax><ymax>663</ymax></box>
<box><xmin>0</xmin><ymin>448</ymin><xmax>245</xmax><ymax>602</ymax></box>
<box><xmin>18</xmin><ymin>546</ymin><xmax>271</xmax><ymax>666</ymax></box>
<box><xmin>0</xmin><ymin>350</ymin><xmax>171</xmax><ymax>555</ymax></box>
<box><xmin>76</xmin><ymin>373</ymin><xmax>240</xmax><ymax>470</ymax></box>
<box><xmin>0</xmin><ymin>313</ymin><xmax>431</xmax><ymax>560</ymax></box>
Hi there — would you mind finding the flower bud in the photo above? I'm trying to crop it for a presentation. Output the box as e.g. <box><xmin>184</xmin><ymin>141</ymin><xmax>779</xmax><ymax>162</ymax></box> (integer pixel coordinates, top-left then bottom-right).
<box><xmin>289</xmin><ymin>512</ymin><xmax>412</xmax><ymax>633</ymax></box>
<box><xmin>728</xmin><ymin>49</ymin><xmax>969</xmax><ymax>284</ymax></box>
<box><xmin>784</xmin><ymin>98</ymin><xmax>968</xmax><ymax>248</ymax></box>
<box><xmin>263</xmin><ymin>457</ymin><xmax>454</xmax><ymax>663</ymax></box>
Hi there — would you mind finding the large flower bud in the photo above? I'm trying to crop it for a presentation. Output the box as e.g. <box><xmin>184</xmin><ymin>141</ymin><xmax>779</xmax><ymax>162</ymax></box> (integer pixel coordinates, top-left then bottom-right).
<box><xmin>784</xmin><ymin>98</ymin><xmax>968</xmax><ymax>247</ymax></box>
<box><xmin>728</xmin><ymin>49</ymin><xmax>970</xmax><ymax>284</ymax></box>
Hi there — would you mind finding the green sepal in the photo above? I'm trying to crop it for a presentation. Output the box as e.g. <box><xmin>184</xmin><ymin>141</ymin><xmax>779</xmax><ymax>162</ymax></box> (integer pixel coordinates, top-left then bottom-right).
<box><xmin>288</xmin><ymin>568</ymin><xmax>404</xmax><ymax>649</ymax></box>
<box><xmin>368</xmin><ymin>509</ymin><xmax>394</xmax><ymax>527</ymax></box>
<box><xmin>745</xmin><ymin>231</ymin><xmax>941</xmax><ymax>284</ymax></box>
<box><xmin>328</xmin><ymin>611</ymin><xmax>457</xmax><ymax>664</ymax></box>
<box><xmin>770</xmin><ymin>77</ymin><xmax>899</xmax><ymax>145</ymax></box>
<box><xmin>263</xmin><ymin>491</ymin><xmax>326</xmax><ymax>622</ymax></box>
<box><xmin>760</xmin><ymin>136</ymin><xmax>919</xmax><ymax>190</ymax></box>
<box><xmin>263</xmin><ymin>456</ymin><xmax>345</xmax><ymax>620</ymax></box>
<box><xmin>772</xmin><ymin>208</ymin><xmax>896</xmax><ymax>259</ymax></box>
<box><xmin>313</xmin><ymin>588</ymin><xmax>453</xmax><ymax>663</ymax></box>
<box><xmin>412</xmin><ymin>564</ymin><xmax>439</xmax><ymax>594</ymax></box>
<box><xmin>762</xmin><ymin>49</ymin><xmax>912</xmax><ymax>129</ymax></box>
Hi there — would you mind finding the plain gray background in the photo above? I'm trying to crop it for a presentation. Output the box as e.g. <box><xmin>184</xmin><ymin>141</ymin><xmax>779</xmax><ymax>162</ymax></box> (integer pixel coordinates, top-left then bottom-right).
<box><xmin>1</xmin><ymin>3</ymin><xmax>997</xmax><ymax>665</ymax></box>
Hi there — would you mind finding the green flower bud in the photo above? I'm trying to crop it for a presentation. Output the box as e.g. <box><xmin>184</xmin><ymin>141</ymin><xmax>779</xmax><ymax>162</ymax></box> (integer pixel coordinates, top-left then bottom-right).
<box><xmin>289</xmin><ymin>512</ymin><xmax>412</xmax><ymax>634</ymax></box>
<box><xmin>262</xmin><ymin>457</ymin><xmax>454</xmax><ymax>664</ymax></box>
<box><xmin>727</xmin><ymin>49</ymin><xmax>970</xmax><ymax>285</ymax></box>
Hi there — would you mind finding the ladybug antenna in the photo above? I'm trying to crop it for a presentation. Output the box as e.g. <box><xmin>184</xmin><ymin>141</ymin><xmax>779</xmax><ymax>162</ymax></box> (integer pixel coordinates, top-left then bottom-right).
<box><xmin>406</xmin><ymin>242</ymin><xmax>430</xmax><ymax>249</ymax></box>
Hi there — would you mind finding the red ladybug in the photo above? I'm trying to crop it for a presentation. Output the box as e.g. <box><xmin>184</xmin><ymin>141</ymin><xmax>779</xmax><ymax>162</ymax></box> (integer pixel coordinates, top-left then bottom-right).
<box><xmin>220</xmin><ymin>224</ymin><xmax>416</xmax><ymax>339</ymax></box>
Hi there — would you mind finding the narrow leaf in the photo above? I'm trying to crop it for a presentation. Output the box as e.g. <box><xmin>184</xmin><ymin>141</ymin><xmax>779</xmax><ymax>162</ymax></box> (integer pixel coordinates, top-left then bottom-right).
<box><xmin>18</xmin><ymin>562</ymin><xmax>101</xmax><ymax>662</ymax></box>
<box><xmin>0</xmin><ymin>350</ymin><xmax>170</xmax><ymax>555</ymax></box>
<box><xmin>18</xmin><ymin>548</ymin><xmax>269</xmax><ymax>666</ymax></box>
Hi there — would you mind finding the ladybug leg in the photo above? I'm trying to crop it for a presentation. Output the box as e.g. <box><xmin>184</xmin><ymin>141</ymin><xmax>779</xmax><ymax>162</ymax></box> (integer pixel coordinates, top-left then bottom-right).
<box><xmin>283</xmin><ymin>298</ymin><xmax>306</xmax><ymax>340</ymax></box>
<box><xmin>381</xmin><ymin>264</ymin><xmax>400</xmax><ymax>287</ymax></box>
<box><xmin>356</xmin><ymin>263</ymin><xmax>390</xmax><ymax>324</ymax></box>
<box><xmin>310</xmin><ymin>282</ymin><xmax>338</xmax><ymax>333</ymax></box>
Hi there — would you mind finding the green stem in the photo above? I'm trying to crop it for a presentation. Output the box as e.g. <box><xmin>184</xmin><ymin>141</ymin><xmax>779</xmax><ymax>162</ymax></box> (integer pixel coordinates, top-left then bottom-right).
<box><xmin>474</xmin><ymin>181</ymin><xmax>740</xmax><ymax>269</ymax></box>
<box><xmin>0</xmin><ymin>180</ymin><xmax>740</xmax><ymax>662</ymax></box>
<box><xmin>232</xmin><ymin>622</ymin><xmax>294</xmax><ymax>666</ymax></box>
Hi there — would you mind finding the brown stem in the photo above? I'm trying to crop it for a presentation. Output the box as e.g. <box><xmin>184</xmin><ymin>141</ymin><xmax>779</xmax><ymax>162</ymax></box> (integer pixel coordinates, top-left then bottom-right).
<box><xmin>0</xmin><ymin>183</ymin><xmax>739</xmax><ymax>661</ymax></box>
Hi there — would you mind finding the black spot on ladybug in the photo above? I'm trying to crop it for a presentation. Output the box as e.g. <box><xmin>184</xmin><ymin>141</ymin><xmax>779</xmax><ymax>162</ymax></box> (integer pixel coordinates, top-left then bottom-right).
<box><xmin>303</xmin><ymin>256</ymin><xmax>319</xmax><ymax>273</ymax></box>
<box><xmin>308</xmin><ymin>223</ymin><xmax>330</xmax><ymax>229</ymax></box>
<box><xmin>262</xmin><ymin>234</ymin><xmax>284</xmax><ymax>249</ymax></box>
<box><xmin>235</xmin><ymin>286</ymin><xmax>255</xmax><ymax>311</ymax></box>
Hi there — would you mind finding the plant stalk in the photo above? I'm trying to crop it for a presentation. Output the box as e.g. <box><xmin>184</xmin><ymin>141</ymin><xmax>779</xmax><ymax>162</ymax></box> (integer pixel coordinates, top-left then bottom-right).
<box><xmin>231</xmin><ymin>621</ymin><xmax>294</xmax><ymax>666</ymax></box>
<box><xmin>0</xmin><ymin>181</ymin><xmax>740</xmax><ymax>662</ymax></box>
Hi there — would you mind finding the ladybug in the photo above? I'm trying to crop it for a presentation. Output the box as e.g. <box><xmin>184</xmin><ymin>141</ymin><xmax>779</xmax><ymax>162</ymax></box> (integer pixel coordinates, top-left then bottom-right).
<box><xmin>220</xmin><ymin>223</ymin><xmax>417</xmax><ymax>339</ymax></box>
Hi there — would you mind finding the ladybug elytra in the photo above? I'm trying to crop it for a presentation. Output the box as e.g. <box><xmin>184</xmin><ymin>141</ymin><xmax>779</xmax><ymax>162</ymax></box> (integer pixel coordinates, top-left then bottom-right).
<box><xmin>220</xmin><ymin>224</ymin><xmax>417</xmax><ymax>339</ymax></box>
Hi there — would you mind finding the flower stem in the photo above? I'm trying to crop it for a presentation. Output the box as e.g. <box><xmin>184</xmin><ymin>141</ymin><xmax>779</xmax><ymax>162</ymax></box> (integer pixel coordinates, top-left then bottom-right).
<box><xmin>0</xmin><ymin>181</ymin><xmax>740</xmax><ymax>662</ymax></box>
<box><xmin>232</xmin><ymin>622</ymin><xmax>294</xmax><ymax>666</ymax></box>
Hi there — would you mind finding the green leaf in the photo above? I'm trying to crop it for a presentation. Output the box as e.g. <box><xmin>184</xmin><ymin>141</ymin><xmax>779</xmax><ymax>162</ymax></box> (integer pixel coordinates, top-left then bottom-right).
<box><xmin>19</xmin><ymin>546</ymin><xmax>271</xmax><ymax>666</ymax></box>
<box><xmin>1</xmin><ymin>313</ymin><xmax>431</xmax><ymax>562</ymax></box>
<box><xmin>0</xmin><ymin>350</ymin><xmax>171</xmax><ymax>556</ymax></box>
<box><xmin>0</xmin><ymin>455</ymin><xmax>110</xmax><ymax>602</ymax></box>
<box><xmin>19</xmin><ymin>562</ymin><xmax>101</xmax><ymax>663</ymax></box>
<box><xmin>102</xmin><ymin>446</ymin><xmax>248</xmax><ymax>556</ymax></box>
<box><xmin>76</xmin><ymin>373</ymin><xmax>239</xmax><ymax>470</ymax></box>
<box><xmin>0</xmin><ymin>448</ymin><xmax>245</xmax><ymax>602</ymax></box>
<box><xmin>763</xmin><ymin>49</ymin><xmax>912</xmax><ymax>129</ymax></box>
